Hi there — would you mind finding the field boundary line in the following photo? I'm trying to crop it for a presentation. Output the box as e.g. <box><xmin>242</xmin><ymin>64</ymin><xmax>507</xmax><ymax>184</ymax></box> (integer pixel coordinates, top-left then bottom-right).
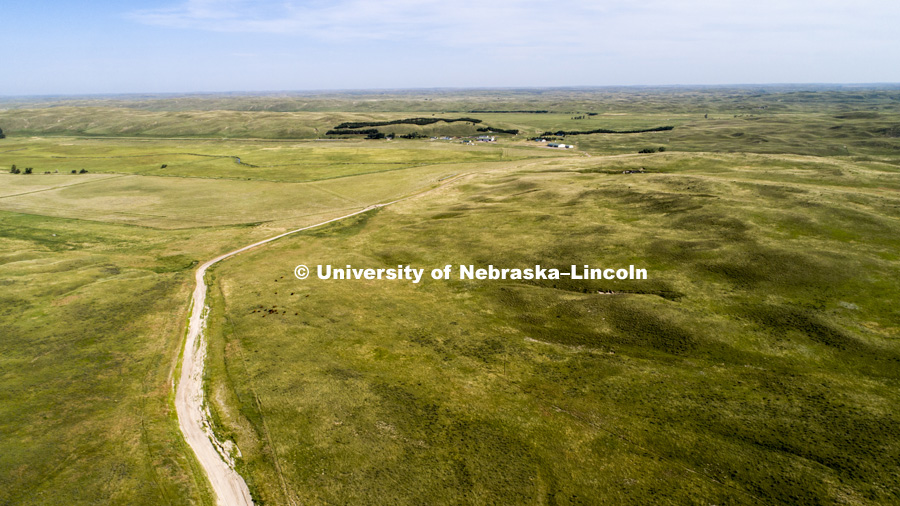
<box><xmin>0</xmin><ymin>174</ymin><xmax>127</xmax><ymax>199</ymax></box>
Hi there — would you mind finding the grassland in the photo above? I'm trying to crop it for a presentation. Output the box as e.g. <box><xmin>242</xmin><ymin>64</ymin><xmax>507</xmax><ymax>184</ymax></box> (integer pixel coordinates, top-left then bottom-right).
<box><xmin>1</xmin><ymin>87</ymin><xmax>899</xmax><ymax>505</ymax></box>
<box><xmin>3</xmin><ymin>90</ymin><xmax>898</xmax><ymax>159</ymax></box>
<box><xmin>0</xmin><ymin>211</ymin><xmax>215</xmax><ymax>505</ymax></box>
<box><xmin>0</xmin><ymin>131</ymin><xmax>527</xmax><ymax>504</ymax></box>
<box><xmin>3</xmin><ymin>85</ymin><xmax>898</xmax><ymax>114</ymax></box>
<box><xmin>0</xmin><ymin>137</ymin><xmax>555</xmax><ymax>182</ymax></box>
<box><xmin>205</xmin><ymin>151</ymin><xmax>900</xmax><ymax>505</ymax></box>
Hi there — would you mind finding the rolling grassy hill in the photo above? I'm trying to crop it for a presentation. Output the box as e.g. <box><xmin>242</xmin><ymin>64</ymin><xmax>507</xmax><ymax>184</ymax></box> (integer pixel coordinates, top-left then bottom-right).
<box><xmin>207</xmin><ymin>152</ymin><xmax>900</xmax><ymax>505</ymax></box>
<box><xmin>1</xmin><ymin>87</ymin><xmax>899</xmax><ymax>505</ymax></box>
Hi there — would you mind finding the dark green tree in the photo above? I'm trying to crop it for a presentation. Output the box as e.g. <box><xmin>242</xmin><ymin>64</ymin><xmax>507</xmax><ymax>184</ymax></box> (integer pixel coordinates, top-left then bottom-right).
<box><xmin>24</xmin><ymin>167</ymin><xmax>33</xmax><ymax>174</ymax></box>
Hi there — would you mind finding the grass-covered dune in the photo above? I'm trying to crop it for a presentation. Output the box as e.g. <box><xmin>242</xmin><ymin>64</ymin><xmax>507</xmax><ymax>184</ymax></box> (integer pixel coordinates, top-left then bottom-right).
<box><xmin>0</xmin><ymin>87</ymin><xmax>899</xmax><ymax>505</ymax></box>
<box><xmin>3</xmin><ymin>89</ymin><xmax>899</xmax><ymax>159</ymax></box>
<box><xmin>2</xmin><ymin>86</ymin><xmax>899</xmax><ymax>114</ymax></box>
<box><xmin>0</xmin><ymin>141</ymin><xmax>502</xmax><ymax>504</ymax></box>
<box><xmin>208</xmin><ymin>152</ymin><xmax>900</xmax><ymax>504</ymax></box>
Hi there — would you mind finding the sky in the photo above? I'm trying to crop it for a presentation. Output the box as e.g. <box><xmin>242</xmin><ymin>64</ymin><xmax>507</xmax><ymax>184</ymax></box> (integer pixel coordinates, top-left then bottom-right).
<box><xmin>4</xmin><ymin>0</ymin><xmax>900</xmax><ymax>95</ymax></box>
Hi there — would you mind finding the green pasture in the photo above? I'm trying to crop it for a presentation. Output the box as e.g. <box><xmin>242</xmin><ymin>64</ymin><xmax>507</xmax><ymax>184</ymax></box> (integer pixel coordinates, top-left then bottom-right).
<box><xmin>0</xmin><ymin>87</ymin><xmax>899</xmax><ymax>505</ymax></box>
<box><xmin>0</xmin><ymin>134</ymin><xmax>517</xmax><ymax>504</ymax></box>
<box><xmin>0</xmin><ymin>137</ymin><xmax>558</xmax><ymax>183</ymax></box>
<box><xmin>208</xmin><ymin>153</ymin><xmax>900</xmax><ymax>505</ymax></box>
<box><xmin>0</xmin><ymin>212</ymin><xmax>211</xmax><ymax>505</ymax></box>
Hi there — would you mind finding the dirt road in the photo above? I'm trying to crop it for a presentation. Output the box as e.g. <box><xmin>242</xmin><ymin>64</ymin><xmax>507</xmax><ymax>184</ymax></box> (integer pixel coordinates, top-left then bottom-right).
<box><xmin>174</xmin><ymin>172</ymin><xmax>468</xmax><ymax>505</ymax></box>
<box><xmin>174</xmin><ymin>204</ymin><xmax>392</xmax><ymax>506</ymax></box>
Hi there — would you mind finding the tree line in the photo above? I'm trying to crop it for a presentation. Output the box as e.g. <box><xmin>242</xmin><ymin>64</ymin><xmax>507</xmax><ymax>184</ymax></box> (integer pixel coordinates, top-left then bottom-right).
<box><xmin>541</xmin><ymin>126</ymin><xmax>674</xmax><ymax>136</ymax></box>
<box><xmin>477</xmin><ymin>126</ymin><xmax>519</xmax><ymax>135</ymax></box>
<box><xmin>324</xmin><ymin>128</ymin><xmax>381</xmax><ymax>136</ymax></box>
<box><xmin>468</xmin><ymin>110</ymin><xmax>549</xmax><ymax>114</ymax></box>
<box><xmin>331</xmin><ymin>117</ymin><xmax>482</xmax><ymax>130</ymax></box>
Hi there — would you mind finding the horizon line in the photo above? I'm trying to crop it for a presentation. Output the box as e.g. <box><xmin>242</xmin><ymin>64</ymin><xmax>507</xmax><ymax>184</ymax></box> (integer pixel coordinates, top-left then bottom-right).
<box><xmin>3</xmin><ymin>82</ymin><xmax>900</xmax><ymax>100</ymax></box>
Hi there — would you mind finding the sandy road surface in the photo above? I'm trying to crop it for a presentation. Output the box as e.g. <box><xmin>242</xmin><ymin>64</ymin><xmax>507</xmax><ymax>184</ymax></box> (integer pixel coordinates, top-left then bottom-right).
<box><xmin>175</xmin><ymin>204</ymin><xmax>396</xmax><ymax>505</ymax></box>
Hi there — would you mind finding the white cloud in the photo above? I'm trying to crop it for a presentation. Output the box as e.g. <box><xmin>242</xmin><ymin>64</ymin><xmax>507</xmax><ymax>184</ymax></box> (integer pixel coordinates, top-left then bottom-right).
<box><xmin>130</xmin><ymin>0</ymin><xmax>591</xmax><ymax>44</ymax></box>
<box><xmin>127</xmin><ymin>0</ymin><xmax>900</xmax><ymax>58</ymax></box>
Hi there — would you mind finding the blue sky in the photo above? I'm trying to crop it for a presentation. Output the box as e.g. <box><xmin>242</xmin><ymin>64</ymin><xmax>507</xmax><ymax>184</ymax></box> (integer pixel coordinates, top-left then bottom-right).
<box><xmin>4</xmin><ymin>0</ymin><xmax>900</xmax><ymax>95</ymax></box>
